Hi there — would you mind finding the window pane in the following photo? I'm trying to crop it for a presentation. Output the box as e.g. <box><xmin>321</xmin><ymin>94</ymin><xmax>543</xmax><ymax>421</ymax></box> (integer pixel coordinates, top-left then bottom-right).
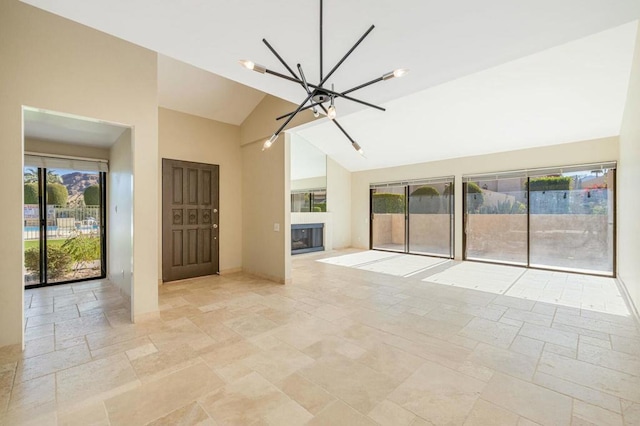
<box><xmin>529</xmin><ymin>169</ymin><xmax>614</xmax><ymax>274</ymax></box>
<box><xmin>408</xmin><ymin>181</ymin><xmax>453</xmax><ymax>257</ymax></box>
<box><xmin>291</xmin><ymin>192</ymin><xmax>310</xmax><ymax>212</ymax></box>
<box><xmin>24</xmin><ymin>167</ymin><xmax>41</xmax><ymax>286</ymax></box>
<box><xmin>311</xmin><ymin>190</ymin><xmax>326</xmax><ymax>212</ymax></box>
<box><xmin>371</xmin><ymin>186</ymin><xmax>405</xmax><ymax>252</ymax></box>
<box><xmin>465</xmin><ymin>178</ymin><xmax>528</xmax><ymax>265</ymax></box>
<box><xmin>46</xmin><ymin>168</ymin><xmax>103</xmax><ymax>283</ymax></box>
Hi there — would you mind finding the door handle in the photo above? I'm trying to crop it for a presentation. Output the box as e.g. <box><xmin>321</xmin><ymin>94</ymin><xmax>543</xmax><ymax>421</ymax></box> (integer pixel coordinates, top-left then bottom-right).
<box><xmin>212</xmin><ymin>224</ymin><xmax>218</xmax><ymax>229</ymax></box>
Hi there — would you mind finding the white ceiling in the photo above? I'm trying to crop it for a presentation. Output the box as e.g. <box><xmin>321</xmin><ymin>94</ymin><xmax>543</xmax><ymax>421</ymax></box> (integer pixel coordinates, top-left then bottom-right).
<box><xmin>297</xmin><ymin>22</ymin><xmax>638</xmax><ymax>171</ymax></box>
<box><xmin>24</xmin><ymin>108</ymin><xmax>128</xmax><ymax>147</ymax></box>
<box><xmin>20</xmin><ymin>0</ymin><xmax>640</xmax><ymax>170</ymax></box>
<box><xmin>158</xmin><ymin>55</ymin><xmax>265</xmax><ymax>125</ymax></box>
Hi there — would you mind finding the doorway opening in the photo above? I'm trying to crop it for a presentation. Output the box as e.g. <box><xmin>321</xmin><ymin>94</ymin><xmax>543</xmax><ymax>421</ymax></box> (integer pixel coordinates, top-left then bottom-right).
<box><xmin>23</xmin><ymin>107</ymin><xmax>131</xmax><ymax>289</ymax></box>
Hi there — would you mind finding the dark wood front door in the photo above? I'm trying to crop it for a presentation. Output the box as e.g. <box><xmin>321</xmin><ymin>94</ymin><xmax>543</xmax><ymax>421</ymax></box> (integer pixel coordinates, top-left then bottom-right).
<box><xmin>162</xmin><ymin>159</ymin><xmax>219</xmax><ymax>282</ymax></box>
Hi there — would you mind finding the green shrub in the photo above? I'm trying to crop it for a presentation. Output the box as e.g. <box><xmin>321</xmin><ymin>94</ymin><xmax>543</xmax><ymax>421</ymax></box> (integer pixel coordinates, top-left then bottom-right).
<box><xmin>372</xmin><ymin>193</ymin><xmax>405</xmax><ymax>214</ymax></box>
<box><xmin>24</xmin><ymin>245</ymin><xmax>72</xmax><ymax>279</ymax></box>
<box><xmin>83</xmin><ymin>185</ymin><xmax>101</xmax><ymax>206</ymax></box>
<box><xmin>62</xmin><ymin>233</ymin><xmax>101</xmax><ymax>273</ymax></box>
<box><xmin>410</xmin><ymin>186</ymin><xmax>439</xmax><ymax>196</ymax></box>
<box><xmin>528</xmin><ymin>176</ymin><xmax>572</xmax><ymax>192</ymax></box>
<box><xmin>47</xmin><ymin>183</ymin><xmax>68</xmax><ymax>206</ymax></box>
<box><xmin>466</xmin><ymin>182</ymin><xmax>484</xmax><ymax>212</ymax></box>
<box><xmin>409</xmin><ymin>186</ymin><xmax>441</xmax><ymax>214</ymax></box>
<box><xmin>24</xmin><ymin>183</ymin><xmax>39</xmax><ymax>204</ymax></box>
<box><xmin>479</xmin><ymin>199</ymin><xmax>526</xmax><ymax>214</ymax></box>
<box><xmin>313</xmin><ymin>203</ymin><xmax>326</xmax><ymax>212</ymax></box>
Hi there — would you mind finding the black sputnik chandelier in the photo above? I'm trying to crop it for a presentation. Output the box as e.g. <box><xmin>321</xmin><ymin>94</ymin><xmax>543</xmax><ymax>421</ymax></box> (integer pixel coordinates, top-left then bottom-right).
<box><xmin>239</xmin><ymin>0</ymin><xmax>408</xmax><ymax>155</ymax></box>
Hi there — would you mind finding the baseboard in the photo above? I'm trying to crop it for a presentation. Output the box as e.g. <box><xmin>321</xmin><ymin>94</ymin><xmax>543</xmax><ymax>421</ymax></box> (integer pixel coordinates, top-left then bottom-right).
<box><xmin>616</xmin><ymin>276</ymin><xmax>640</xmax><ymax>328</ymax></box>
<box><xmin>220</xmin><ymin>267</ymin><xmax>242</xmax><ymax>275</ymax></box>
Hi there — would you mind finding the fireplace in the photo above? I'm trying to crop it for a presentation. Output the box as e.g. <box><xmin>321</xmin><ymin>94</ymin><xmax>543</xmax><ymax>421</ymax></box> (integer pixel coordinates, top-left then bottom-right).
<box><xmin>291</xmin><ymin>223</ymin><xmax>324</xmax><ymax>255</ymax></box>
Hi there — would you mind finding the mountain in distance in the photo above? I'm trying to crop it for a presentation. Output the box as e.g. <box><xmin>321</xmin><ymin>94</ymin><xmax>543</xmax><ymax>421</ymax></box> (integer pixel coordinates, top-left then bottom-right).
<box><xmin>61</xmin><ymin>172</ymin><xmax>99</xmax><ymax>206</ymax></box>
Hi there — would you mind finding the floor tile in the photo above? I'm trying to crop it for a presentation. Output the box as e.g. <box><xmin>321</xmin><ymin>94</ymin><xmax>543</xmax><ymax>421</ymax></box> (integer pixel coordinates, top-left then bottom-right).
<box><xmin>276</xmin><ymin>373</ymin><xmax>336</xmax><ymax>415</ymax></box>
<box><xmin>459</xmin><ymin>317</ymin><xmax>520</xmax><ymax>348</ymax></box>
<box><xmin>198</xmin><ymin>371</ymin><xmax>289</xmax><ymax>425</ymax></box>
<box><xmin>146</xmin><ymin>401</ymin><xmax>214</xmax><ymax>426</ymax></box>
<box><xmin>300</xmin><ymin>354</ymin><xmax>400</xmax><ymax>414</ymax></box>
<box><xmin>368</xmin><ymin>399</ymin><xmax>416</xmax><ymax>426</ymax></box>
<box><xmin>464</xmin><ymin>398</ymin><xmax>519</xmax><ymax>425</ymax></box>
<box><xmin>104</xmin><ymin>361</ymin><xmax>223</xmax><ymax>425</ymax></box>
<box><xmin>481</xmin><ymin>373</ymin><xmax>572</xmax><ymax>425</ymax></box>
<box><xmin>572</xmin><ymin>399</ymin><xmax>623</xmax><ymax>426</ymax></box>
<box><xmin>388</xmin><ymin>360</ymin><xmax>486</xmax><ymax>424</ymax></box>
<box><xmin>56</xmin><ymin>353</ymin><xmax>139</xmax><ymax>406</ymax></box>
<box><xmin>307</xmin><ymin>400</ymin><xmax>378</xmax><ymax>426</ymax></box>
<box><xmin>468</xmin><ymin>342</ymin><xmax>539</xmax><ymax>380</ymax></box>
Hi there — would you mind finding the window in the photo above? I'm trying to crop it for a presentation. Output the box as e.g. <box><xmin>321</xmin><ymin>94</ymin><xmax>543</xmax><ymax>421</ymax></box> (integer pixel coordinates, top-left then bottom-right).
<box><xmin>463</xmin><ymin>162</ymin><xmax>615</xmax><ymax>276</ymax></box>
<box><xmin>291</xmin><ymin>189</ymin><xmax>326</xmax><ymax>212</ymax></box>
<box><xmin>370</xmin><ymin>177</ymin><xmax>454</xmax><ymax>258</ymax></box>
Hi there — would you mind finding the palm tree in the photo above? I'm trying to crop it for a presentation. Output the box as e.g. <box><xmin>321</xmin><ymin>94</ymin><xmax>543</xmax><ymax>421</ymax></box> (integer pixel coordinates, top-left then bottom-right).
<box><xmin>46</xmin><ymin>170</ymin><xmax>63</xmax><ymax>184</ymax></box>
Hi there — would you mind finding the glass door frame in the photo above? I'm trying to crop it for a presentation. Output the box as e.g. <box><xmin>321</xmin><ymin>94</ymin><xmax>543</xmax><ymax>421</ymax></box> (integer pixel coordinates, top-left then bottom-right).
<box><xmin>25</xmin><ymin>168</ymin><xmax>108</xmax><ymax>289</ymax></box>
<box><xmin>462</xmin><ymin>167</ymin><xmax>616</xmax><ymax>277</ymax></box>
<box><xmin>369</xmin><ymin>178</ymin><xmax>455</xmax><ymax>259</ymax></box>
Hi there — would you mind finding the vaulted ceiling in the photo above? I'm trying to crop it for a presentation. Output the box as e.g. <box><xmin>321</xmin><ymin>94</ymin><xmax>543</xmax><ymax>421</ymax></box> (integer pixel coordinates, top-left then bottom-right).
<box><xmin>21</xmin><ymin>0</ymin><xmax>640</xmax><ymax>170</ymax></box>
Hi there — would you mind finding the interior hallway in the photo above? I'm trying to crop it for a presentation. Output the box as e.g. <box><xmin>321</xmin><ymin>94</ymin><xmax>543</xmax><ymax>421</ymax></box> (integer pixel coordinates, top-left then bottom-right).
<box><xmin>1</xmin><ymin>250</ymin><xmax>639</xmax><ymax>425</ymax></box>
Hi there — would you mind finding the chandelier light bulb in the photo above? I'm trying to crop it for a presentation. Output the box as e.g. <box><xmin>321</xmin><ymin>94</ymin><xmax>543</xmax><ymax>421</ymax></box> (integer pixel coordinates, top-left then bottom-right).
<box><xmin>262</xmin><ymin>134</ymin><xmax>278</xmax><ymax>151</ymax></box>
<box><xmin>393</xmin><ymin>68</ymin><xmax>409</xmax><ymax>78</ymax></box>
<box><xmin>313</xmin><ymin>108</ymin><xmax>320</xmax><ymax>118</ymax></box>
<box><xmin>327</xmin><ymin>105</ymin><xmax>336</xmax><ymax>120</ymax></box>
<box><xmin>239</xmin><ymin>60</ymin><xmax>255</xmax><ymax>70</ymax></box>
<box><xmin>239</xmin><ymin>60</ymin><xmax>266</xmax><ymax>73</ymax></box>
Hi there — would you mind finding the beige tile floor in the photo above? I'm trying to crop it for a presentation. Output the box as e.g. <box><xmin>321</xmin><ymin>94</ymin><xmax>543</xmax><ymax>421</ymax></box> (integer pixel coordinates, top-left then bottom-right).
<box><xmin>2</xmin><ymin>249</ymin><xmax>640</xmax><ymax>425</ymax></box>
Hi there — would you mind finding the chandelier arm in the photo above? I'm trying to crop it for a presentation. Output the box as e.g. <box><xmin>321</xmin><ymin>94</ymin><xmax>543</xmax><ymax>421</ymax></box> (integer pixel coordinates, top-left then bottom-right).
<box><xmin>264</xmin><ymin>68</ymin><xmax>307</xmax><ymax>85</ymax></box>
<box><xmin>342</xmin><ymin>76</ymin><xmax>385</xmax><ymax>95</ymax></box>
<box><xmin>275</xmin><ymin>102</ymin><xmax>324</xmax><ymax>121</ymax></box>
<box><xmin>297</xmin><ymin>64</ymin><xmax>313</xmax><ymax>94</ymax></box>
<box><xmin>263</xmin><ymin>68</ymin><xmax>384</xmax><ymax>112</ymax></box>
<box><xmin>271</xmin><ymin>91</ymin><xmax>316</xmax><ymax>138</ymax></box>
<box><xmin>262</xmin><ymin>38</ymin><xmax>300</xmax><ymax>80</ymax></box>
<box><xmin>329</xmin><ymin>91</ymin><xmax>386</xmax><ymax>112</ymax></box>
<box><xmin>319</xmin><ymin>24</ymin><xmax>375</xmax><ymax>87</ymax></box>
<box><xmin>318</xmin><ymin>104</ymin><xmax>357</xmax><ymax>145</ymax></box>
<box><xmin>319</xmin><ymin>0</ymin><xmax>323</xmax><ymax>81</ymax></box>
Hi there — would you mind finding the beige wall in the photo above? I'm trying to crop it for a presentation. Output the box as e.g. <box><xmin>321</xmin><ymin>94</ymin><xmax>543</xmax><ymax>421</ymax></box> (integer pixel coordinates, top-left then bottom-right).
<box><xmin>158</xmin><ymin>108</ymin><xmax>243</xmax><ymax>274</ymax></box>
<box><xmin>108</xmin><ymin>129</ymin><xmax>133</xmax><ymax>302</ymax></box>
<box><xmin>618</xmin><ymin>23</ymin><xmax>640</xmax><ymax>315</ymax></box>
<box><xmin>291</xmin><ymin>176</ymin><xmax>327</xmax><ymax>191</ymax></box>
<box><xmin>327</xmin><ymin>157</ymin><xmax>352</xmax><ymax>249</ymax></box>
<box><xmin>0</xmin><ymin>0</ymin><xmax>159</xmax><ymax>346</ymax></box>
<box><xmin>351</xmin><ymin>137</ymin><xmax>619</xmax><ymax>259</ymax></box>
<box><xmin>239</xmin><ymin>95</ymin><xmax>316</xmax><ymax>283</ymax></box>
<box><xmin>25</xmin><ymin>138</ymin><xmax>110</xmax><ymax>160</ymax></box>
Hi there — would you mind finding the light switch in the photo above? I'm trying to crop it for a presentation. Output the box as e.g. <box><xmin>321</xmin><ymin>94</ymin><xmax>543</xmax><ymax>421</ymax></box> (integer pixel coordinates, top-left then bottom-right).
<box><xmin>273</xmin><ymin>223</ymin><xmax>280</xmax><ymax>232</ymax></box>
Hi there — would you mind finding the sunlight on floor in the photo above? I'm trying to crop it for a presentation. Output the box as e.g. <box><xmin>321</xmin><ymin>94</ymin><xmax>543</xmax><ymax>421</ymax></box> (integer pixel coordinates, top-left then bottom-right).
<box><xmin>318</xmin><ymin>251</ymin><xmax>630</xmax><ymax>317</ymax></box>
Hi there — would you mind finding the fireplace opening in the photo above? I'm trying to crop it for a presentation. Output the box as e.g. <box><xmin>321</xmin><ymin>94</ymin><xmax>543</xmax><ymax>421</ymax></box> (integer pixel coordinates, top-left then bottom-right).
<box><xmin>292</xmin><ymin>223</ymin><xmax>324</xmax><ymax>255</ymax></box>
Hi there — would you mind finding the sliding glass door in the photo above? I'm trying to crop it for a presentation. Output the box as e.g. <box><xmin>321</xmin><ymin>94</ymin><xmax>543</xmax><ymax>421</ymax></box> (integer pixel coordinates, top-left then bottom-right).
<box><xmin>463</xmin><ymin>163</ymin><xmax>615</xmax><ymax>276</ymax></box>
<box><xmin>529</xmin><ymin>168</ymin><xmax>614</xmax><ymax>274</ymax></box>
<box><xmin>464</xmin><ymin>176</ymin><xmax>528</xmax><ymax>265</ymax></box>
<box><xmin>408</xmin><ymin>182</ymin><xmax>453</xmax><ymax>257</ymax></box>
<box><xmin>23</xmin><ymin>163</ymin><xmax>107</xmax><ymax>287</ymax></box>
<box><xmin>371</xmin><ymin>185</ymin><xmax>406</xmax><ymax>252</ymax></box>
<box><xmin>371</xmin><ymin>177</ymin><xmax>454</xmax><ymax>258</ymax></box>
